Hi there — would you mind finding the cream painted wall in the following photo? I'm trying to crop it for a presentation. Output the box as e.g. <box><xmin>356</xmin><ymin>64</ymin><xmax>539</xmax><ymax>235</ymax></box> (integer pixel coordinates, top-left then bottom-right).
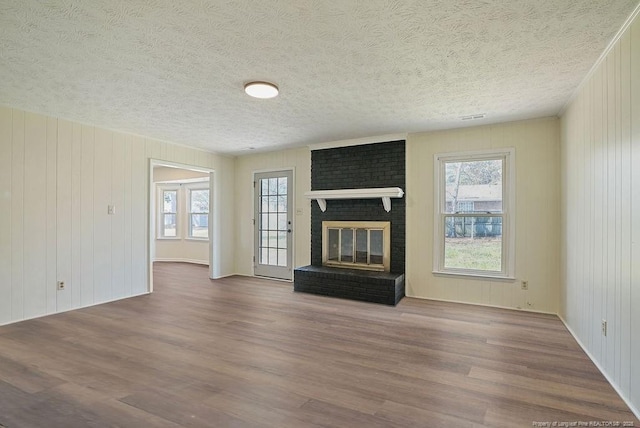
<box><xmin>406</xmin><ymin>117</ymin><xmax>561</xmax><ymax>313</ymax></box>
<box><xmin>234</xmin><ymin>147</ymin><xmax>311</xmax><ymax>277</ymax></box>
<box><xmin>560</xmin><ymin>15</ymin><xmax>640</xmax><ymax>415</ymax></box>
<box><xmin>153</xmin><ymin>168</ymin><xmax>210</xmax><ymax>265</ymax></box>
<box><xmin>153</xmin><ymin>166</ymin><xmax>209</xmax><ymax>182</ymax></box>
<box><xmin>0</xmin><ymin>106</ymin><xmax>236</xmax><ymax>325</ymax></box>
<box><xmin>155</xmin><ymin>237</ymin><xmax>208</xmax><ymax>264</ymax></box>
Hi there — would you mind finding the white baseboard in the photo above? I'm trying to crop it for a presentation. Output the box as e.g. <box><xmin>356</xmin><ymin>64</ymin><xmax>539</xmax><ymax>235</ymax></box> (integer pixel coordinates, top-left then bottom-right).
<box><xmin>0</xmin><ymin>291</ymin><xmax>152</xmax><ymax>327</ymax></box>
<box><xmin>210</xmin><ymin>273</ymin><xmax>239</xmax><ymax>279</ymax></box>
<box><xmin>558</xmin><ymin>315</ymin><xmax>640</xmax><ymax>421</ymax></box>
<box><xmin>153</xmin><ymin>258</ymin><xmax>209</xmax><ymax>266</ymax></box>
<box><xmin>404</xmin><ymin>294</ymin><xmax>557</xmax><ymax>315</ymax></box>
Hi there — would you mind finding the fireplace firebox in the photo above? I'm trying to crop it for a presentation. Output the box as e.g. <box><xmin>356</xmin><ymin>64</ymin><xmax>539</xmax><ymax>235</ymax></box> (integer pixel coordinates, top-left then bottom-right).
<box><xmin>322</xmin><ymin>221</ymin><xmax>390</xmax><ymax>272</ymax></box>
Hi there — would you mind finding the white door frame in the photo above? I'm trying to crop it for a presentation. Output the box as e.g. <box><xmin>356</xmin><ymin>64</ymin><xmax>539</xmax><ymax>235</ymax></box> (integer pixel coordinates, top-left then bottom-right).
<box><xmin>253</xmin><ymin>168</ymin><xmax>295</xmax><ymax>281</ymax></box>
<box><xmin>148</xmin><ymin>159</ymin><xmax>217</xmax><ymax>292</ymax></box>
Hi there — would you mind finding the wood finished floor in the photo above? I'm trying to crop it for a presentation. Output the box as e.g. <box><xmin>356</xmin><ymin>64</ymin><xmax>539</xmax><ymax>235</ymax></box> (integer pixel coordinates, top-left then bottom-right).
<box><xmin>0</xmin><ymin>262</ymin><xmax>637</xmax><ymax>428</ymax></box>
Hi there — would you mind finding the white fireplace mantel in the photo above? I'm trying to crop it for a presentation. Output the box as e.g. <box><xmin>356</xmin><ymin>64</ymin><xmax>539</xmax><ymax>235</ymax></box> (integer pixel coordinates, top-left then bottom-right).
<box><xmin>305</xmin><ymin>187</ymin><xmax>404</xmax><ymax>212</ymax></box>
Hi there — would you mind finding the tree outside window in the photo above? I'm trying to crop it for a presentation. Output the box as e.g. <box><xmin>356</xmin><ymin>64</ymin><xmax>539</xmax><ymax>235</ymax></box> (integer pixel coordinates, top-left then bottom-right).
<box><xmin>161</xmin><ymin>190</ymin><xmax>177</xmax><ymax>237</ymax></box>
<box><xmin>434</xmin><ymin>149</ymin><xmax>515</xmax><ymax>278</ymax></box>
<box><xmin>157</xmin><ymin>183</ymin><xmax>209</xmax><ymax>241</ymax></box>
<box><xmin>189</xmin><ymin>189</ymin><xmax>209</xmax><ymax>238</ymax></box>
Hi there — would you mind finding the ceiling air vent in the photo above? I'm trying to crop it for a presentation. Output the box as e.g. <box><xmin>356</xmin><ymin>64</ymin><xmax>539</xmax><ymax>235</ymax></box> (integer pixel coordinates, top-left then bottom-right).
<box><xmin>460</xmin><ymin>113</ymin><xmax>486</xmax><ymax>121</ymax></box>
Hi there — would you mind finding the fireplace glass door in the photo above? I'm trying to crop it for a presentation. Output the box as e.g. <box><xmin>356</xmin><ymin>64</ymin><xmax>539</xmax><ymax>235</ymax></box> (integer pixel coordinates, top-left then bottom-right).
<box><xmin>254</xmin><ymin>170</ymin><xmax>293</xmax><ymax>280</ymax></box>
<box><xmin>323</xmin><ymin>221</ymin><xmax>390</xmax><ymax>272</ymax></box>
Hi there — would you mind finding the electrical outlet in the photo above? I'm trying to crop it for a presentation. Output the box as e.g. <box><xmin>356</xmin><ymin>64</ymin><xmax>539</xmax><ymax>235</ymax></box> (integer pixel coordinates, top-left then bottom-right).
<box><xmin>57</xmin><ymin>281</ymin><xmax>65</xmax><ymax>291</ymax></box>
<box><xmin>521</xmin><ymin>280</ymin><xmax>528</xmax><ymax>290</ymax></box>
<box><xmin>107</xmin><ymin>205</ymin><xmax>115</xmax><ymax>215</ymax></box>
<box><xmin>601</xmin><ymin>320</ymin><xmax>607</xmax><ymax>336</ymax></box>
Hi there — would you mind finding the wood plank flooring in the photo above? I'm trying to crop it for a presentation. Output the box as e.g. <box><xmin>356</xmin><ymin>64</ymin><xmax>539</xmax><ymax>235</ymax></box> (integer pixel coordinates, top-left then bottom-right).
<box><xmin>0</xmin><ymin>262</ymin><xmax>637</xmax><ymax>427</ymax></box>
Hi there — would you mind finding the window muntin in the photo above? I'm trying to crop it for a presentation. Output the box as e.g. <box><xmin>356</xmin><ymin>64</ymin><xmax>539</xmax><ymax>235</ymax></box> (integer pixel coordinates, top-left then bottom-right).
<box><xmin>258</xmin><ymin>177</ymin><xmax>289</xmax><ymax>267</ymax></box>
<box><xmin>434</xmin><ymin>149</ymin><xmax>515</xmax><ymax>279</ymax></box>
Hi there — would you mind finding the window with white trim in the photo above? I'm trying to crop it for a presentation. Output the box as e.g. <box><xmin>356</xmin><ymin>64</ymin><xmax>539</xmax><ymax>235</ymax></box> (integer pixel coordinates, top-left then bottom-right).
<box><xmin>160</xmin><ymin>188</ymin><xmax>178</xmax><ymax>238</ymax></box>
<box><xmin>433</xmin><ymin>149</ymin><xmax>515</xmax><ymax>279</ymax></box>
<box><xmin>188</xmin><ymin>188</ymin><xmax>209</xmax><ymax>239</ymax></box>
<box><xmin>156</xmin><ymin>182</ymin><xmax>210</xmax><ymax>241</ymax></box>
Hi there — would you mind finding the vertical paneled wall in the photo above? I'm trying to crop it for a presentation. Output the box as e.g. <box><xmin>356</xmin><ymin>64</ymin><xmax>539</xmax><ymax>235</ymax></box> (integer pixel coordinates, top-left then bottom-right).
<box><xmin>406</xmin><ymin>118</ymin><xmax>561</xmax><ymax>313</ymax></box>
<box><xmin>0</xmin><ymin>106</ymin><xmax>235</xmax><ymax>325</ymax></box>
<box><xmin>560</xmin><ymin>15</ymin><xmax>640</xmax><ymax>415</ymax></box>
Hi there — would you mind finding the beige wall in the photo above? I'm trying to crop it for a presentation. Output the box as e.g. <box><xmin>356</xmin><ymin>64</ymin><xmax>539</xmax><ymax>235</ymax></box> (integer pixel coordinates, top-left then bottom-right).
<box><xmin>406</xmin><ymin>117</ymin><xmax>561</xmax><ymax>313</ymax></box>
<box><xmin>153</xmin><ymin>167</ymin><xmax>210</xmax><ymax>265</ymax></box>
<box><xmin>0</xmin><ymin>106</ymin><xmax>236</xmax><ymax>325</ymax></box>
<box><xmin>560</xmin><ymin>15</ymin><xmax>640</xmax><ymax>415</ymax></box>
<box><xmin>234</xmin><ymin>147</ymin><xmax>311</xmax><ymax>276</ymax></box>
<box><xmin>153</xmin><ymin>166</ymin><xmax>210</xmax><ymax>182</ymax></box>
<box><xmin>155</xmin><ymin>237</ymin><xmax>209</xmax><ymax>264</ymax></box>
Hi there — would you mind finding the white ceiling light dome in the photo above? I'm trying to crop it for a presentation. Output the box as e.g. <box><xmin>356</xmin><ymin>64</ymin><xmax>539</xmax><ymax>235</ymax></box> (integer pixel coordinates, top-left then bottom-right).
<box><xmin>244</xmin><ymin>81</ymin><xmax>279</xmax><ymax>99</ymax></box>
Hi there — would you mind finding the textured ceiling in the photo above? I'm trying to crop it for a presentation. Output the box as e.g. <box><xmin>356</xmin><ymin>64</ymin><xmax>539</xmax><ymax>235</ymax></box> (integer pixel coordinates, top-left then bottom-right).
<box><xmin>0</xmin><ymin>1</ymin><xmax>638</xmax><ymax>155</ymax></box>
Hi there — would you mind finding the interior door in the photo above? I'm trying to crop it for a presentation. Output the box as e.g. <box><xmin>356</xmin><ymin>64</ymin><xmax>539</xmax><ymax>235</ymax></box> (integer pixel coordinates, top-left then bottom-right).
<box><xmin>254</xmin><ymin>170</ymin><xmax>293</xmax><ymax>280</ymax></box>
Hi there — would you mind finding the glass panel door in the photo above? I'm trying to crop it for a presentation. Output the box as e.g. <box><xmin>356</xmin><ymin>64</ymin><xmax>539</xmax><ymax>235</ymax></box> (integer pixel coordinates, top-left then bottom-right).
<box><xmin>254</xmin><ymin>170</ymin><xmax>293</xmax><ymax>280</ymax></box>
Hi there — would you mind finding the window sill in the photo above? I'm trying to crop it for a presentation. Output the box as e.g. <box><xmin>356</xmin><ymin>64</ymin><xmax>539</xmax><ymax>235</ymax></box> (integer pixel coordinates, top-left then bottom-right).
<box><xmin>185</xmin><ymin>237</ymin><xmax>209</xmax><ymax>242</ymax></box>
<box><xmin>157</xmin><ymin>237</ymin><xmax>180</xmax><ymax>240</ymax></box>
<box><xmin>432</xmin><ymin>270</ymin><xmax>515</xmax><ymax>282</ymax></box>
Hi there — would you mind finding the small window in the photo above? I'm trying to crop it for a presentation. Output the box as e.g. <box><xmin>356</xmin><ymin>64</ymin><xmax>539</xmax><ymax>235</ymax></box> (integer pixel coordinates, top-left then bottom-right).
<box><xmin>161</xmin><ymin>189</ymin><xmax>178</xmax><ymax>238</ymax></box>
<box><xmin>188</xmin><ymin>188</ymin><xmax>209</xmax><ymax>239</ymax></box>
<box><xmin>434</xmin><ymin>149</ymin><xmax>515</xmax><ymax>279</ymax></box>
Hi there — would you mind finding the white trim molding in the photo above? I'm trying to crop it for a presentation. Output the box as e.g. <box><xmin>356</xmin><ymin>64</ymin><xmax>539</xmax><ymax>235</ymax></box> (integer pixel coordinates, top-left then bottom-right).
<box><xmin>153</xmin><ymin>258</ymin><xmax>209</xmax><ymax>265</ymax></box>
<box><xmin>305</xmin><ymin>187</ymin><xmax>404</xmax><ymax>212</ymax></box>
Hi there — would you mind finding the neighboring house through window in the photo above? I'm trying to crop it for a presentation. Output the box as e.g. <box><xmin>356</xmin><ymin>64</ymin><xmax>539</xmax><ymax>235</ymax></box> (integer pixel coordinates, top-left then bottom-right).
<box><xmin>433</xmin><ymin>148</ymin><xmax>515</xmax><ymax>279</ymax></box>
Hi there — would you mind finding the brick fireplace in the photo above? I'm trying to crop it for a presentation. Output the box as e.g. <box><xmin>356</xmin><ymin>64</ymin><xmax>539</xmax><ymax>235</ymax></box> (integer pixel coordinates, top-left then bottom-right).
<box><xmin>294</xmin><ymin>140</ymin><xmax>406</xmax><ymax>305</ymax></box>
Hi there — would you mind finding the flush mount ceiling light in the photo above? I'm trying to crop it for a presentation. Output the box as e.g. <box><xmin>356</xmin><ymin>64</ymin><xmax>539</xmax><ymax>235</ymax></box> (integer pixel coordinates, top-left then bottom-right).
<box><xmin>244</xmin><ymin>81</ymin><xmax>279</xmax><ymax>99</ymax></box>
